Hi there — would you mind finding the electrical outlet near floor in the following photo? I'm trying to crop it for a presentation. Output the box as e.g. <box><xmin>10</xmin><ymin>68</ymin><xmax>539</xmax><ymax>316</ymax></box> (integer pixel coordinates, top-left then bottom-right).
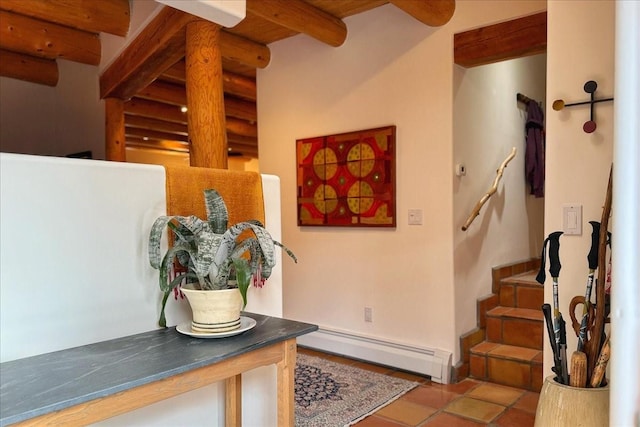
<box><xmin>364</xmin><ymin>307</ymin><xmax>373</xmax><ymax>322</ymax></box>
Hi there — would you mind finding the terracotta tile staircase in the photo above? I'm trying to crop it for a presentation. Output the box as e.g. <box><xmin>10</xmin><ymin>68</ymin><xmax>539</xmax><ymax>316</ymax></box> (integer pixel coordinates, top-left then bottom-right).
<box><xmin>457</xmin><ymin>259</ymin><xmax>544</xmax><ymax>392</ymax></box>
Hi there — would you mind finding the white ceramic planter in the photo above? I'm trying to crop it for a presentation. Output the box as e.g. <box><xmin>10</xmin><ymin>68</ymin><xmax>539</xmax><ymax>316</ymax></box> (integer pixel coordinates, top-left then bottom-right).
<box><xmin>180</xmin><ymin>284</ymin><xmax>243</xmax><ymax>332</ymax></box>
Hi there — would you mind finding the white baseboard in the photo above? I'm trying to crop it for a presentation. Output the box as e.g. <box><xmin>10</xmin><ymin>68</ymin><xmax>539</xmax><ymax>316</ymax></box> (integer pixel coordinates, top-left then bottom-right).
<box><xmin>296</xmin><ymin>327</ymin><xmax>452</xmax><ymax>384</ymax></box>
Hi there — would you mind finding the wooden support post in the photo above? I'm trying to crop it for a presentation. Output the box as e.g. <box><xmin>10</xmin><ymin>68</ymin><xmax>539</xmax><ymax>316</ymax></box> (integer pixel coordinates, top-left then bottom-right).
<box><xmin>185</xmin><ymin>21</ymin><xmax>227</xmax><ymax>169</ymax></box>
<box><xmin>105</xmin><ymin>98</ymin><xmax>126</xmax><ymax>162</ymax></box>
<box><xmin>225</xmin><ymin>375</ymin><xmax>242</xmax><ymax>427</ymax></box>
<box><xmin>277</xmin><ymin>339</ymin><xmax>297</xmax><ymax>427</ymax></box>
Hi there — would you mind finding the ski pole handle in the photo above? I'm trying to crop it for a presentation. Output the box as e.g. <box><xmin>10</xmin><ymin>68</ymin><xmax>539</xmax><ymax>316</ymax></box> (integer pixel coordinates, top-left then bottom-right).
<box><xmin>587</xmin><ymin>221</ymin><xmax>600</xmax><ymax>270</ymax></box>
<box><xmin>548</xmin><ymin>231</ymin><xmax>563</xmax><ymax>278</ymax></box>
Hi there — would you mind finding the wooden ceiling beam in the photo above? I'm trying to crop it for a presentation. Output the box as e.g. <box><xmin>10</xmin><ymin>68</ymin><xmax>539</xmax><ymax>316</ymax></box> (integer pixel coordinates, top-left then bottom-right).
<box><xmin>132</xmin><ymin>83</ymin><xmax>257</xmax><ymax>122</ymax></box>
<box><xmin>0</xmin><ymin>0</ymin><xmax>130</xmax><ymax>37</ymax></box>
<box><xmin>389</xmin><ymin>0</ymin><xmax>455</xmax><ymax>27</ymax></box>
<box><xmin>100</xmin><ymin>6</ymin><xmax>198</xmax><ymax>100</ymax></box>
<box><xmin>224</xmin><ymin>97</ymin><xmax>257</xmax><ymax>122</ymax></box>
<box><xmin>124</xmin><ymin>98</ymin><xmax>187</xmax><ymax>124</ymax></box>
<box><xmin>0</xmin><ymin>48</ymin><xmax>58</xmax><ymax>86</ymax></box>
<box><xmin>138</xmin><ymin>80</ymin><xmax>186</xmax><ymax>106</ymax></box>
<box><xmin>0</xmin><ymin>10</ymin><xmax>100</xmax><ymax>65</ymax></box>
<box><xmin>126</xmin><ymin>136</ymin><xmax>258</xmax><ymax>158</ymax></box>
<box><xmin>222</xmin><ymin>71</ymin><xmax>257</xmax><ymax>101</ymax></box>
<box><xmin>226</xmin><ymin>117</ymin><xmax>257</xmax><ymax>138</ymax></box>
<box><xmin>246</xmin><ymin>0</ymin><xmax>347</xmax><ymax>47</ymax></box>
<box><xmin>454</xmin><ymin>11</ymin><xmax>546</xmax><ymax>68</ymax></box>
<box><xmin>125</xmin><ymin>114</ymin><xmax>188</xmax><ymax>135</ymax></box>
<box><xmin>125</xmin><ymin>126</ymin><xmax>188</xmax><ymax>143</ymax></box>
<box><xmin>220</xmin><ymin>31</ymin><xmax>271</xmax><ymax>69</ymax></box>
<box><xmin>227</xmin><ymin>133</ymin><xmax>258</xmax><ymax>148</ymax></box>
<box><xmin>125</xmin><ymin>100</ymin><xmax>256</xmax><ymax>138</ymax></box>
<box><xmin>162</xmin><ymin>61</ymin><xmax>257</xmax><ymax>101</ymax></box>
<box><xmin>126</xmin><ymin>137</ymin><xmax>190</xmax><ymax>153</ymax></box>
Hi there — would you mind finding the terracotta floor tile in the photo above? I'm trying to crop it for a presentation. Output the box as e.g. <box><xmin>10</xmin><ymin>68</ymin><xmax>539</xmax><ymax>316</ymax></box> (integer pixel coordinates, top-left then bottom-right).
<box><xmin>422</xmin><ymin>412</ymin><xmax>485</xmax><ymax>426</ymax></box>
<box><xmin>466</xmin><ymin>383</ymin><xmax>524</xmax><ymax>406</ymax></box>
<box><xmin>301</xmin><ymin>346</ymin><xmax>538</xmax><ymax>426</ymax></box>
<box><xmin>494</xmin><ymin>407</ymin><xmax>536</xmax><ymax>427</ymax></box>
<box><xmin>444</xmin><ymin>397</ymin><xmax>506</xmax><ymax>423</ymax></box>
<box><xmin>354</xmin><ymin>415</ymin><xmax>406</xmax><ymax>426</ymax></box>
<box><xmin>487</xmin><ymin>357</ymin><xmax>531</xmax><ymax>389</ymax></box>
<box><xmin>489</xmin><ymin>344</ymin><xmax>539</xmax><ymax>361</ymax></box>
<box><xmin>375</xmin><ymin>399</ymin><xmax>437</xmax><ymax>425</ymax></box>
<box><xmin>513</xmin><ymin>391</ymin><xmax>540</xmax><ymax>414</ymax></box>
<box><xmin>403</xmin><ymin>384</ymin><xmax>460</xmax><ymax>409</ymax></box>
<box><xmin>435</xmin><ymin>378</ymin><xmax>482</xmax><ymax>395</ymax></box>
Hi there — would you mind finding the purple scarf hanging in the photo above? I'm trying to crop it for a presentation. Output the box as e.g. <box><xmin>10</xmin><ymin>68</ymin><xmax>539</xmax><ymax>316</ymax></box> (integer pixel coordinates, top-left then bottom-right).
<box><xmin>525</xmin><ymin>101</ymin><xmax>545</xmax><ymax>197</ymax></box>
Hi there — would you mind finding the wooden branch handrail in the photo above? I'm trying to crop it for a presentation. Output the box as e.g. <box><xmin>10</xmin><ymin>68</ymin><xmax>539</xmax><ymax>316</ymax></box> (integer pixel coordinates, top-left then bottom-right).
<box><xmin>461</xmin><ymin>147</ymin><xmax>517</xmax><ymax>231</ymax></box>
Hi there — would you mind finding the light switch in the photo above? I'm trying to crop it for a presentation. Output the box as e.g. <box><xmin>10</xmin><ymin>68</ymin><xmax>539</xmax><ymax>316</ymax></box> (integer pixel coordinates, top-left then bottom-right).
<box><xmin>562</xmin><ymin>204</ymin><xmax>582</xmax><ymax>235</ymax></box>
<box><xmin>408</xmin><ymin>209</ymin><xmax>423</xmax><ymax>225</ymax></box>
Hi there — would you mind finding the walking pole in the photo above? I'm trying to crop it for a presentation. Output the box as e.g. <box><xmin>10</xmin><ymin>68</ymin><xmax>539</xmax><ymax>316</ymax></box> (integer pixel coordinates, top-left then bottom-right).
<box><xmin>577</xmin><ymin>221</ymin><xmax>600</xmax><ymax>351</ymax></box>
<box><xmin>537</xmin><ymin>231</ymin><xmax>566</xmax><ymax>383</ymax></box>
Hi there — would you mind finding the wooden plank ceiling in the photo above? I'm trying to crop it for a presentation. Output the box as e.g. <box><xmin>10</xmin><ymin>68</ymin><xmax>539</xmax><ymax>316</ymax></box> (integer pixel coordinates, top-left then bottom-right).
<box><xmin>0</xmin><ymin>0</ymin><xmax>455</xmax><ymax>159</ymax></box>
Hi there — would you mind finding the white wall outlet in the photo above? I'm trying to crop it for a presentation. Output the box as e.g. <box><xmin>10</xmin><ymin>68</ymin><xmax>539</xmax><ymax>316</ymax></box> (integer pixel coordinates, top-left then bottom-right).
<box><xmin>364</xmin><ymin>307</ymin><xmax>373</xmax><ymax>322</ymax></box>
<box><xmin>562</xmin><ymin>204</ymin><xmax>582</xmax><ymax>235</ymax></box>
<box><xmin>408</xmin><ymin>209</ymin><xmax>423</xmax><ymax>225</ymax></box>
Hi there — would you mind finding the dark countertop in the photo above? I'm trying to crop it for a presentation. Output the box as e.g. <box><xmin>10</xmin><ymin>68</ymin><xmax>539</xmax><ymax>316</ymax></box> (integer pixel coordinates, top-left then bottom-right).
<box><xmin>0</xmin><ymin>313</ymin><xmax>317</xmax><ymax>426</ymax></box>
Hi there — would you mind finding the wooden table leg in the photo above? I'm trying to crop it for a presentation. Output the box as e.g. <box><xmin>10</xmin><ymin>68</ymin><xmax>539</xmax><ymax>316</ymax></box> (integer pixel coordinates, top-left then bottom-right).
<box><xmin>225</xmin><ymin>374</ymin><xmax>242</xmax><ymax>427</ymax></box>
<box><xmin>276</xmin><ymin>339</ymin><xmax>297</xmax><ymax>427</ymax></box>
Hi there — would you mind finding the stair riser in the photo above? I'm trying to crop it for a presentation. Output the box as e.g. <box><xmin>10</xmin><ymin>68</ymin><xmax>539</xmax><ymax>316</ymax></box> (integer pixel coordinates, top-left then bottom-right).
<box><xmin>499</xmin><ymin>284</ymin><xmax>544</xmax><ymax>309</ymax></box>
<box><xmin>470</xmin><ymin>353</ymin><xmax>543</xmax><ymax>392</ymax></box>
<box><xmin>486</xmin><ymin>317</ymin><xmax>543</xmax><ymax>350</ymax></box>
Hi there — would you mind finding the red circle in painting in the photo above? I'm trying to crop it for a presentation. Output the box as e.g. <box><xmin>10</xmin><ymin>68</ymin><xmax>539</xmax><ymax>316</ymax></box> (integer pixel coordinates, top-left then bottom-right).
<box><xmin>583</xmin><ymin>121</ymin><xmax>597</xmax><ymax>133</ymax></box>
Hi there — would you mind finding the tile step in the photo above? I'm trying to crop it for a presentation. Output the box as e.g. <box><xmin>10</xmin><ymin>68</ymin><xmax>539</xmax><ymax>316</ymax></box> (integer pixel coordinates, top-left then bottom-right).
<box><xmin>471</xmin><ymin>342</ymin><xmax>542</xmax><ymax>364</ymax></box>
<box><xmin>487</xmin><ymin>306</ymin><xmax>543</xmax><ymax>321</ymax></box>
<box><xmin>498</xmin><ymin>272</ymin><xmax>544</xmax><ymax>310</ymax></box>
<box><xmin>486</xmin><ymin>307</ymin><xmax>543</xmax><ymax>350</ymax></box>
<box><xmin>470</xmin><ymin>342</ymin><xmax>543</xmax><ymax>391</ymax></box>
<box><xmin>500</xmin><ymin>271</ymin><xmax>541</xmax><ymax>287</ymax></box>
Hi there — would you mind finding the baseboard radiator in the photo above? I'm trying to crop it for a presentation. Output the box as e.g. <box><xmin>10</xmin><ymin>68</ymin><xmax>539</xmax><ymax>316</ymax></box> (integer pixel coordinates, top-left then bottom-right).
<box><xmin>296</xmin><ymin>327</ymin><xmax>452</xmax><ymax>384</ymax></box>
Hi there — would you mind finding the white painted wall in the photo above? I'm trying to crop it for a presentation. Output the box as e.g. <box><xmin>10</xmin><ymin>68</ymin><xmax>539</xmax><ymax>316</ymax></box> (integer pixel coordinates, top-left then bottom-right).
<box><xmin>453</xmin><ymin>54</ymin><xmax>546</xmax><ymax>343</ymax></box>
<box><xmin>544</xmin><ymin>0</ymin><xmax>615</xmax><ymax>378</ymax></box>
<box><xmin>0</xmin><ymin>153</ymin><xmax>285</xmax><ymax>426</ymax></box>
<box><xmin>258</xmin><ymin>1</ymin><xmax>545</xmax><ymax>364</ymax></box>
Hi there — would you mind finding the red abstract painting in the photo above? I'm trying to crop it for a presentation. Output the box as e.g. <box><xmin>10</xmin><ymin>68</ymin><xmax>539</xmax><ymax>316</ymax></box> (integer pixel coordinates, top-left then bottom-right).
<box><xmin>296</xmin><ymin>126</ymin><xmax>396</xmax><ymax>227</ymax></box>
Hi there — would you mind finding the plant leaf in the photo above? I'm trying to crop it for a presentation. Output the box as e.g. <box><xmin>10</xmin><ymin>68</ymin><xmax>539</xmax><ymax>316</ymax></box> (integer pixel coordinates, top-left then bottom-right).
<box><xmin>233</xmin><ymin>258</ymin><xmax>251</xmax><ymax>308</ymax></box>
<box><xmin>204</xmin><ymin>189</ymin><xmax>228</xmax><ymax>234</ymax></box>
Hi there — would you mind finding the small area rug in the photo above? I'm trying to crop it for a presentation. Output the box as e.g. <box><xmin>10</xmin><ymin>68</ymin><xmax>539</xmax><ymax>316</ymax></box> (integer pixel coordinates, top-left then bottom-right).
<box><xmin>295</xmin><ymin>354</ymin><xmax>419</xmax><ymax>427</ymax></box>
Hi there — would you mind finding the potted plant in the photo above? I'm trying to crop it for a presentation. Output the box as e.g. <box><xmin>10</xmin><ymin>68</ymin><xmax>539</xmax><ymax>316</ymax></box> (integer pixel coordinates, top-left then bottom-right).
<box><xmin>148</xmin><ymin>188</ymin><xmax>296</xmax><ymax>329</ymax></box>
